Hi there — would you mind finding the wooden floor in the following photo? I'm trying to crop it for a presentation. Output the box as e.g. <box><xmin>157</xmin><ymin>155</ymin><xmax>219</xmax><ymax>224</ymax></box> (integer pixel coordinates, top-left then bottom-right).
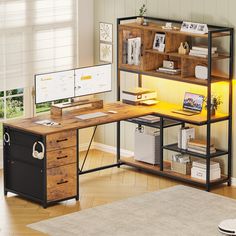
<box><xmin>1</xmin><ymin>149</ymin><xmax>236</xmax><ymax>236</ymax></box>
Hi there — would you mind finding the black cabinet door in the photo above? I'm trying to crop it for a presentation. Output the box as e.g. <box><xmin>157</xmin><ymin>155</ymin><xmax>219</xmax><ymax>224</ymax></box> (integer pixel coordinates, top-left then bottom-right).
<box><xmin>6</xmin><ymin>160</ymin><xmax>44</xmax><ymax>200</ymax></box>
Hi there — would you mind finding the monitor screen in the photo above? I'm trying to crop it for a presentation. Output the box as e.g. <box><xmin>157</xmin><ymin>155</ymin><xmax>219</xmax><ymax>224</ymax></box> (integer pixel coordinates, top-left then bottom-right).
<box><xmin>35</xmin><ymin>70</ymin><xmax>74</xmax><ymax>104</ymax></box>
<box><xmin>183</xmin><ymin>92</ymin><xmax>204</xmax><ymax>112</ymax></box>
<box><xmin>74</xmin><ymin>64</ymin><xmax>112</xmax><ymax>97</ymax></box>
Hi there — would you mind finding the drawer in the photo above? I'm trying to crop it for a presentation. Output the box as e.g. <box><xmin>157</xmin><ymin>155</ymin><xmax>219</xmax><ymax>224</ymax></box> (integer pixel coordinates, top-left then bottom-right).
<box><xmin>46</xmin><ymin>130</ymin><xmax>76</xmax><ymax>151</ymax></box>
<box><xmin>47</xmin><ymin>147</ymin><xmax>77</xmax><ymax>169</ymax></box>
<box><xmin>47</xmin><ymin>164</ymin><xmax>77</xmax><ymax>201</ymax></box>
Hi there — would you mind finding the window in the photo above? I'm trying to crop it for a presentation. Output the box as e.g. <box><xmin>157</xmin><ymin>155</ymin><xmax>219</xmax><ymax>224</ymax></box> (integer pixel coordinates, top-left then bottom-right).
<box><xmin>0</xmin><ymin>0</ymin><xmax>78</xmax><ymax>138</ymax></box>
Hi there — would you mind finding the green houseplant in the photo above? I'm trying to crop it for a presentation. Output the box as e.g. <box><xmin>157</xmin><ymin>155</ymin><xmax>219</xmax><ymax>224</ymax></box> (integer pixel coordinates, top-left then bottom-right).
<box><xmin>137</xmin><ymin>4</ymin><xmax>147</xmax><ymax>25</ymax></box>
<box><xmin>204</xmin><ymin>94</ymin><xmax>222</xmax><ymax>116</ymax></box>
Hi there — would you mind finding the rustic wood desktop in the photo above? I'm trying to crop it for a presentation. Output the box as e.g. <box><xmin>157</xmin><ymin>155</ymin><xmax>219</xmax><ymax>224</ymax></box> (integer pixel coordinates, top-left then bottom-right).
<box><xmin>3</xmin><ymin>102</ymin><xmax>229</xmax><ymax>207</ymax></box>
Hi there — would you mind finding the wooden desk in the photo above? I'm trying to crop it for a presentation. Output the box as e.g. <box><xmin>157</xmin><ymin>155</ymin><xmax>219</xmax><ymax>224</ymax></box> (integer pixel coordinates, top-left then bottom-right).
<box><xmin>2</xmin><ymin>102</ymin><xmax>229</xmax><ymax>207</ymax></box>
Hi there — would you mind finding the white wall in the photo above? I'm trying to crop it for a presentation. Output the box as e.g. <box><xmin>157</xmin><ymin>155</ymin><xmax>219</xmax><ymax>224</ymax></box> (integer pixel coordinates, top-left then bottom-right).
<box><xmin>94</xmin><ymin>0</ymin><xmax>236</xmax><ymax>176</ymax></box>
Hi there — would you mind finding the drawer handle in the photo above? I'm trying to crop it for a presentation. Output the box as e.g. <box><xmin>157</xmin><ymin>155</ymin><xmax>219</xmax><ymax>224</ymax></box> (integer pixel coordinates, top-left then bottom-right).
<box><xmin>57</xmin><ymin>180</ymin><xmax>68</xmax><ymax>185</ymax></box>
<box><xmin>56</xmin><ymin>138</ymin><xmax>68</xmax><ymax>143</ymax></box>
<box><xmin>57</xmin><ymin>155</ymin><xmax>68</xmax><ymax>160</ymax></box>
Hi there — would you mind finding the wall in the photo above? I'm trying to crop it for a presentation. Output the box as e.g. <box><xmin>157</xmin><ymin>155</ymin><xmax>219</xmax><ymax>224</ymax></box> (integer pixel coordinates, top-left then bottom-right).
<box><xmin>94</xmin><ymin>0</ymin><xmax>236</xmax><ymax>176</ymax></box>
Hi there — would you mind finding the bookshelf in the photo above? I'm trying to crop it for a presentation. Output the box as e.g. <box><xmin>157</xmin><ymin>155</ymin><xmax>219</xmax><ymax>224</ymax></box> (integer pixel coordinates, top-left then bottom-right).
<box><xmin>117</xmin><ymin>16</ymin><xmax>234</xmax><ymax>191</ymax></box>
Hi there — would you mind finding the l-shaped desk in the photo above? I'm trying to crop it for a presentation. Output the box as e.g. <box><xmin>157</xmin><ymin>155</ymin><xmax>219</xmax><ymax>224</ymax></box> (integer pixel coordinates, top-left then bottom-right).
<box><xmin>3</xmin><ymin>102</ymin><xmax>230</xmax><ymax>207</ymax></box>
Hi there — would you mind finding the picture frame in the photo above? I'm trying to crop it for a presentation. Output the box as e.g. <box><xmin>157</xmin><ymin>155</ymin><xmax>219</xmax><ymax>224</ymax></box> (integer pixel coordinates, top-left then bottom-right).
<box><xmin>153</xmin><ymin>33</ymin><xmax>165</xmax><ymax>52</ymax></box>
<box><xmin>181</xmin><ymin>21</ymin><xmax>208</xmax><ymax>34</ymax></box>
<box><xmin>99</xmin><ymin>22</ymin><xmax>113</xmax><ymax>43</ymax></box>
<box><xmin>100</xmin><ymin>43</ymin><xmax>113</xmax><ymax>63</ymax></box>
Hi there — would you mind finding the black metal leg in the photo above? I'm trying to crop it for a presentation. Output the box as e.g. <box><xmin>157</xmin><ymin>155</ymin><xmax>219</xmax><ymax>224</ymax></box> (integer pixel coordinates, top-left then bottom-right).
<box><xmin>227</xmin><ymin>179</ymin><xmax>232</xmax><ymax>187</ymax></box>
<box><xmin>117</xmin><ymin>121</ymin><xmax>121</xmax><ymax>168</ymax></box>
<box><xmin>4</xmin><ymin>190</ymin><xmax>8</xmax><ymax>196</ymax></box>
<box><xmin>160</xmin><ymin>117</ymin><xmax>164</xmax><ymax>171</ymax></box>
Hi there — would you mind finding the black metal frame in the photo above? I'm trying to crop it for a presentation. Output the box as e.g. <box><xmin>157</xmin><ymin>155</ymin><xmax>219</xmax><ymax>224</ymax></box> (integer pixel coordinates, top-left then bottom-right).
<box><xmin>117</xmin><ymin>16</ymin><xmax>234</xmax><ymax>191</ymax></box>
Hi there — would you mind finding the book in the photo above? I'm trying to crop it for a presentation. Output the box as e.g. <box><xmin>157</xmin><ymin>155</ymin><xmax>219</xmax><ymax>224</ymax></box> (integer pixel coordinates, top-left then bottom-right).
<box><xmin>189</xmin><ymin>52</ymin><xmax>218</xmax><ymax>58</ymax></box>
<box><xmin>188</xmin><ymin>139</ymin><xmax>214</xmax><ymax>148</ymax></box>
<box><xmin>157</xmin><ymin>67</ymin><xmax>181</xmax><ymax>75</ymax></box>
<box><xmin>178</xmin><ymin>127</ymin><xmax>195</xmax><ymax>150</ymax></box>
<box><xmin>127</xmin><ymin>37</ymin><xmax>141</xmax><ymax>65</ymax></box>
<box><xmin>192</xmin><ymin>160</ymin><xmax>220</xmax><ymax>170</ymax></box>
<box><xmin>187</xmin><ymin>145</ymin><xmax>216</xmax><ymax>152</ymax></box>
<box><xmin>192</xmin><ymin>46</ymin><xmax>217</xmax><ymax>53</ymax></box>
<box><xmin>187</xmin><ymin>147</ymin><xmax>216</xmax><ymax>155</ymax></box>
<box><xmin>133</xmin><ymin>115</ymin><xmax>160</xmax><ymax>123</ymax></box>
<box><xmin>190</xmin><ymin>49</ymin><xmax>213</xmax><ymax>55</ymax></box>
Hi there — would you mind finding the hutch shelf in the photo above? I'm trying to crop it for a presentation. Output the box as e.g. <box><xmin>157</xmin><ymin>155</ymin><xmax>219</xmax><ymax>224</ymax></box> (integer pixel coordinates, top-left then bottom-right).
<box><xmin>117</xmin><ymin>16</ymin><xmax>234</xmax><ymax>191</ymax></box>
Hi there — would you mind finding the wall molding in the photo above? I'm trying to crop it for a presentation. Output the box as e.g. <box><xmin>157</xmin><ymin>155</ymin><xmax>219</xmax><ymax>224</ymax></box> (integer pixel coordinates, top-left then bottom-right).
<box><xmin>93</xmin><ymin>142</ymin><xmax>134</xmax><ymax>157</ymax></box>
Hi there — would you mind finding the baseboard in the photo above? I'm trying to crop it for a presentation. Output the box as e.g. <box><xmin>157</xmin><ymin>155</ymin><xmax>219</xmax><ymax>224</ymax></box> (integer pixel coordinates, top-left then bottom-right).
<box><xmin>93</xmin><ymin>142</ymin><xmax>134</xmax><ymax>157</ymax></box>
<box><xmin>231</xmin><ymin>177</ymin><xmax>236</xmax><ymax>186</ymax></box>
<box><xmin>0</xmin><ymin>146</ymin><xmax>2</xmax><ymax>169</ymax></box>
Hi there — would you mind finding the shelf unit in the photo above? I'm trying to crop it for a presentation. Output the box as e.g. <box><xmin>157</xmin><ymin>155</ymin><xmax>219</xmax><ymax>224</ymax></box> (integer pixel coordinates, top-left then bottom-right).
<box><xmin>117</xmin><ymin>16</ymin><xmax>234</xmax><ymax>191</ymax></box>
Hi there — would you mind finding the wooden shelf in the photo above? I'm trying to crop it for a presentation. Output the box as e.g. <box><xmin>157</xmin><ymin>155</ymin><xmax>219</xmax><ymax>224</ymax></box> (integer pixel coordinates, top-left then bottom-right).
<box><xmin>126</xmin><ymin>118</ymin><xmax>182</xmax><ymax>129</ymax></box>
<box><xmin>145</xmin><ymin>50</ymin><xmax>230</xmax><ymax>62</ymax></box>
<box><xmin>120</xmin><ymin>22</ymin><xmax>231</xmax><ymax>38</ymax></box>
<box><xmin>121</xmin><ymin>157</ymin><xmax>228</xmax><ymax>185</ymax></box>
<box><xmin>163</xmin><ymin>143</ymin><xmax>228</xmax><ymax>159</ymax></box>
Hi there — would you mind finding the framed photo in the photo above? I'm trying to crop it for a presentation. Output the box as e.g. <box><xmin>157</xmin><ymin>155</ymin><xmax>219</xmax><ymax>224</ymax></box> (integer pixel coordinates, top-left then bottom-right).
<box><xmin>181</xmin><ymin>21</ymin><xmax>208</xmax><ymax>34</ymax></box>
<box><xmin>99</xmin><ymin>22</ymin><xmax>113</xmax><ymax>43</ymax></box>
<box><xmin>100</xmin><ymin>43</ymin><xmax>113</xmax><ymax>63</ymax></box>
<box><xmin>153</xmin><ymin>33</ymin><xmax>165</xmax><ymax>52</ymax></box>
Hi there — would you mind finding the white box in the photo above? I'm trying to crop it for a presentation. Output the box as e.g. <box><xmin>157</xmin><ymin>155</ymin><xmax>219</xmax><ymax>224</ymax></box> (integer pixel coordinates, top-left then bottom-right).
<box><xmin>134</xmin><ymin>129</ymin><xmax>160</xmax><ymax>165</ymax></box>
<box><xmin>191</xmin><ymin>166</ymin><xmax>221</xmax><ymax>181</ymax></box>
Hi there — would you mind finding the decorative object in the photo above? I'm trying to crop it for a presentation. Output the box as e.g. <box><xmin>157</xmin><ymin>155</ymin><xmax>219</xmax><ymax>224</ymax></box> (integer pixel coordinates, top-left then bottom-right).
<box><xmin>136</xmin><ymin>4</ymin><xmax>147</xmax><ymax>25</ymax></box>
<box><xmin>195</xmin><ymin>65</ymin><xmax>208</xmax><ymax>80</ymax></box>
<box><xmin>99</xmin><ymin>22</ymin><xmax>113</xmax><ymax>43</ymax></box>
<box><xmin>178</xmin><ymin>42</ymin><xmax>190</xmax><ymax>55</ymax></box>
<box><xmin>162</xmin><ymin>22</ymin><xmax>172</xmax><ymax>30</ymax></box>
<box><xmin>100</xmin><ymin>43</ymin><xmax>113</xmax><ymax>63</ymax></box>
<box><xmin>153</xmin><ymin>33</ymin><xmax>165</xmax><ymax>52</ymax></box>
<box><xmin>204</xmin><ymin>94</ymin><xmax>222</xmax><ymax>116</ymax></box>
<box><xmin>181</xmin><ymin>21</ymin><xmax>208</xmax><ymax>34</ymax></box>
<box><xmin>28</xmin><ymin>185</ymin><xmax>236</xmax><ymax>236</ymax></box>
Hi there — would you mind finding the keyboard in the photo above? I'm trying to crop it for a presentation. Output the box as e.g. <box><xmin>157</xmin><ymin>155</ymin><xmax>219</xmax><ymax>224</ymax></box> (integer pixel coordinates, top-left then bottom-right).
<box><xmin>171</xmin><ymin>109</ymin><xmax>200</xmax><ymax>116</ymax></box>
<box><xmin>75</xmin><ymin>112</ymin><xmax>108</xmax><ymax>120</ymax></box>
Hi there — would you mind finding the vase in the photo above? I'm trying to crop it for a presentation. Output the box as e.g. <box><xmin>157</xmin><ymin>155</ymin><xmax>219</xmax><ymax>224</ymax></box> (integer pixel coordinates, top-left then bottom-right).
<box><xmin>136</xmin><ymin>17</ymin><xmax>144</xmax><ymax>25</ymax></box>
<box><xmin>211</xmin><ymin>107</ymin><xmax>216</xmax><ymax>116</ymax></box>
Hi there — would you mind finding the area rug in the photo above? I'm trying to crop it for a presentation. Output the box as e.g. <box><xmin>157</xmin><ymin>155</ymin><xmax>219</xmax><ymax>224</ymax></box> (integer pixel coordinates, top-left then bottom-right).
<box><xmin>28</xmin><ymin>185</ymin><xmax>236</xmax><ymax>236</ymax></box>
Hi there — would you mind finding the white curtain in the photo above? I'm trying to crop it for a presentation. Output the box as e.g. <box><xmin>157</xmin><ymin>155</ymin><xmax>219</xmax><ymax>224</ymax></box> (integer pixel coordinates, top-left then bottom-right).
<box><xmin>0</xmin><ymin>0</ymin><xmax>78</xmax><ymax>92</ymax></box>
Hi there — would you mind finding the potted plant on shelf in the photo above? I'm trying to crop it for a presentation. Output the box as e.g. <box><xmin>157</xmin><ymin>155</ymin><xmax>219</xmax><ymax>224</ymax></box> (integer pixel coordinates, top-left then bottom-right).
<box><xmin>137</xmin><ymin>4</ymin><xmax>147</xmax><ymax>25</ymax></box>
<box><xmin>204</xmin><ymin>94</ymin><xmax>222</xmax><ymax>116</ymax></box>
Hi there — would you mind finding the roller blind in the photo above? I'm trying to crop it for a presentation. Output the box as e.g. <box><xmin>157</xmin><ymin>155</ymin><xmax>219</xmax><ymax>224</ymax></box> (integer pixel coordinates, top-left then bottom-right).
<box><xmin>0</xmin><ymin>0</ymin><xmax>77</xmax><ymax>91</ymax></box>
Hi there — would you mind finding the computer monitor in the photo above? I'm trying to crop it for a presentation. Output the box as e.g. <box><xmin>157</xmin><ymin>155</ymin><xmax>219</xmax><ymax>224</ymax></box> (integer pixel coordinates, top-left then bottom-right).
<box><xmin>183</xmin><ymin>92</ymin><xmax>204</xmax><ymax>112</ymax></box>
<box><xmin>35</xmin><ymin>64</ymin><xmax>112</xmax><ymax>104</ymax></box>
<box><xmin>74</xmin><ymin>64</ymin><xmax>112</xmax><ymax>97</ymax></box>
<box><xmin>35</xmin><ymin>70</ymin><xmax>75</xmax><ymax>104</ymax></box>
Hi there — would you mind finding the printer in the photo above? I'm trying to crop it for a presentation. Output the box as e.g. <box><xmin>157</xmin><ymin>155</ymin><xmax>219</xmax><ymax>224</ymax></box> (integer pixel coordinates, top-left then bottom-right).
<box><xmin>122</xmin><ymin>87</ymin><xmax>157</xmax><ymax>105</ymax></box>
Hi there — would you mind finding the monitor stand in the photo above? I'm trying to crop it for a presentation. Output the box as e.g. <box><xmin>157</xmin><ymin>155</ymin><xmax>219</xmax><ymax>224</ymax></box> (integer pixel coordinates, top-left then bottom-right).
<box><xmin>50</xmin><ymin>98</ymin><xmax>103</xmax><ymax>116</ymax></box>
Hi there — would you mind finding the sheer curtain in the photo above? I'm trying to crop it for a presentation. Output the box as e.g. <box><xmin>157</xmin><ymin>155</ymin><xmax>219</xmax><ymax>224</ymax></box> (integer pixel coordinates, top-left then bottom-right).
<box><xmin>0</xmin><ymin>0</ymin><xmax>78</xmax><ymax>120</ymax></box>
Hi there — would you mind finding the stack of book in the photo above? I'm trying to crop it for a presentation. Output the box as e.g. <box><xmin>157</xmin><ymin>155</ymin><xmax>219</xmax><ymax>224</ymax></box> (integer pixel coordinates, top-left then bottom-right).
<box><xmin>189</xmin><ymin>46</ymin><xmax>218</xmax><ymax>58</ymax></box>
<box><xmin>187</xmin><ymin>139</ymin><xmax>216</xmax><ymax>155</ymax></box>
<box><xmin>191</xmin><ymin>160</ymin><xmax>221</xmax><ymax>181</ymax></box>
<box><xmin>157</xmin><ymin>67</ymin><xmax>181</xmax><ymax>75</ymax></box>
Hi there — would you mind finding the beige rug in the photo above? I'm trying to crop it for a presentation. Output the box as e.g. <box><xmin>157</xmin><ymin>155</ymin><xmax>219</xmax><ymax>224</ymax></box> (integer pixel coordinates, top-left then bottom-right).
<box><xmin>28</xmin><ymin>185</ymin><xmax>236</xmax><ymax>236</ymax></box>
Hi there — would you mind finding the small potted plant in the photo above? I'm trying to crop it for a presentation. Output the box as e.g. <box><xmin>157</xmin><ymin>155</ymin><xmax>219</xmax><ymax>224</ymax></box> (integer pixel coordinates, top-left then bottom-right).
<box><xmin>204</xmin><ymin>94</ymin><xmax>222</xmax><ymax>116</ymax></box>
<box><xmin>137</xmin><ymin>4</ymin><xmax>147</xmax><ymax>25</ymax></box>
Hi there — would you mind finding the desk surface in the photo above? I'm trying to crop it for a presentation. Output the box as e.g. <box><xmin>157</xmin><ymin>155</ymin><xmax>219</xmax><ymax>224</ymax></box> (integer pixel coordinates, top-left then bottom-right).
<box><xmin>3</xmin><ymin>102</ymin><xmax>229</xmax><ymax>135</ymax></box>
